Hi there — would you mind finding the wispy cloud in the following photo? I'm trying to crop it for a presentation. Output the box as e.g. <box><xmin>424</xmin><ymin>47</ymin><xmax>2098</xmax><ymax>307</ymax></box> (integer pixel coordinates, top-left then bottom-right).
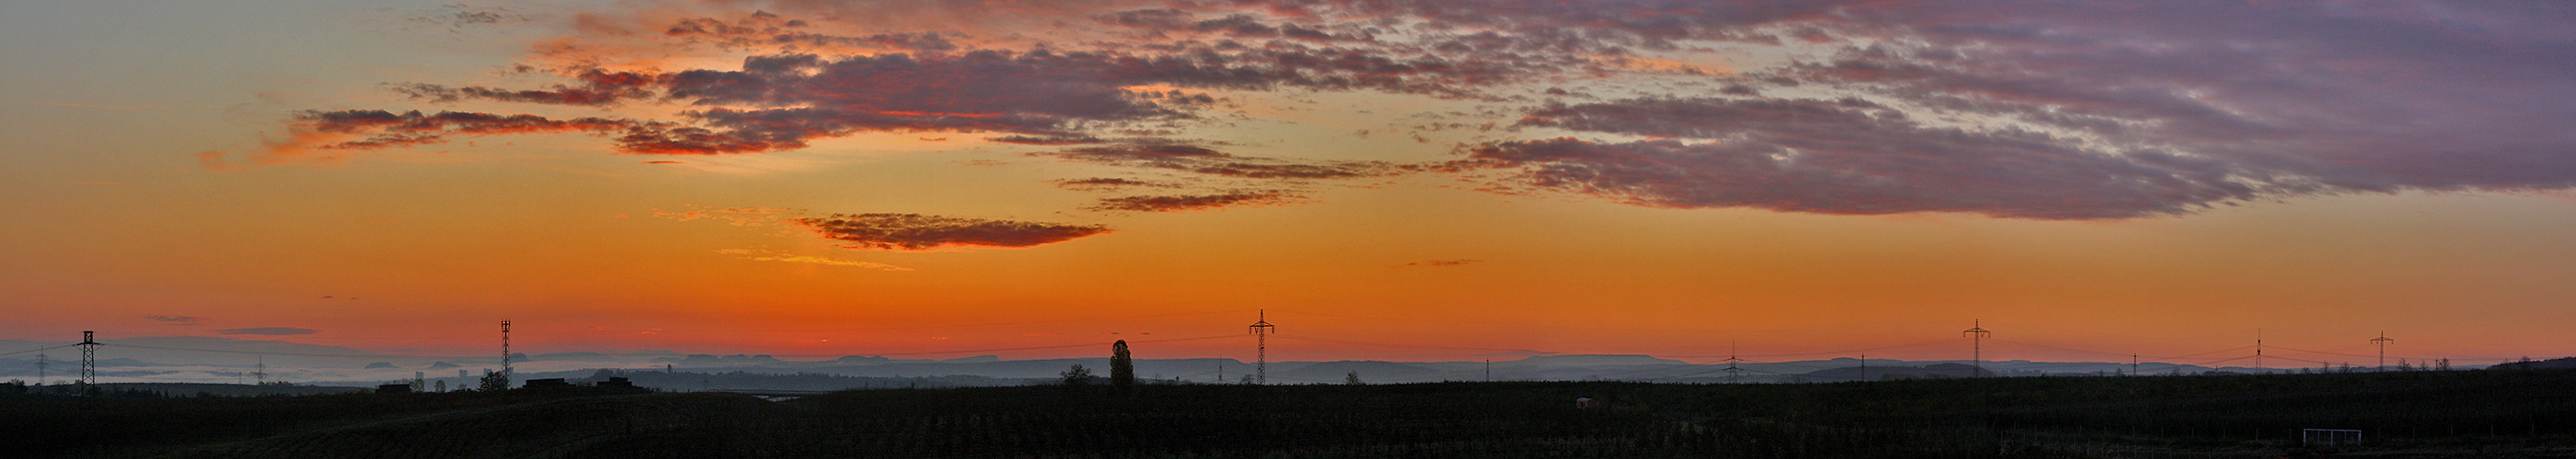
<box><xmin>216</xmin><ymin>327</ymin><xmax>318</xmax><ymax>336</ymax></box>
<box><xmin>145</xmin><ymin>315</ymin><xmax>203</xmax><ymax>325</ymax></box>
<box><xmin>716</xmin><ymin>249</ymin><xmax>913</xmax><ymax>271</ymax></box>
<box><xmin>1395</xmin><ymin>259</ymin><xmax>1483</xmax><ymax>268</ymax></box>
<box><xmin>1090</xmin><ymin>190</ymin><xmax>1302</xmax><ymax>212</ymax></box>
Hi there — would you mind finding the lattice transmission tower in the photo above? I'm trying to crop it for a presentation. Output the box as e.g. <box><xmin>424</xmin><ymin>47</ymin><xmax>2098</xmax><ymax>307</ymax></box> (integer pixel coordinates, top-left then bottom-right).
<box><xmin>1961</xmin><ymin>320</ymin><xmax>1990</xmax><ymax>377</ymax></box>
<box><xmin>2371</xmin><ymin>331</ymin><xmax>2395</xmax><ymax>372</ymax></box>
<box><xmin>78</xmin><ymin>330</ymin><xmax>99</xmax><ymax>388</ymax></box>
<box><xmin>1248</xmin><ymin>311</ymin><xmax>1274</xmax><ymax>384</ymax></box>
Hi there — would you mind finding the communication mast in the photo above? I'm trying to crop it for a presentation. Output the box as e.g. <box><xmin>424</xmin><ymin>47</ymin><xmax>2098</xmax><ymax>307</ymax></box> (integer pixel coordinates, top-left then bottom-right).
<box><xmin>1248</xmin><ymin>310</ymin><xmax>1274</xmax><ymax>385</ymax></box>
<box><xmin>254</xmin><ymin>354</ymin><xmax>267</xmax><ymax>386</ymax></box>
<box><xmin>2255</xmin><ymin>330</ymin><xmax>2265</xmax><ymax>374</ymax></box>
<box><xmin>35</xmin><ymin>350</ymin><xmax>46</xmax><ymax>386</ymax></box>
<box><xmin>1961</xmin><ymin>320</ymin><xmax>1990</xmax><ymax>377</ymax></box>
<box><xmin>499</xmin><ymin>319</ymin><xmax>514</xmax><ymax>375</ymax></box>
<box><xmin>77</xmin><ymin>330</ymin><xmax>99</xmax><ymax>387</ymax></box>
<box><xmin>2371</xmin><ymin>332</ymin><xmax>2395</xmax><ymax>372</ymax></box>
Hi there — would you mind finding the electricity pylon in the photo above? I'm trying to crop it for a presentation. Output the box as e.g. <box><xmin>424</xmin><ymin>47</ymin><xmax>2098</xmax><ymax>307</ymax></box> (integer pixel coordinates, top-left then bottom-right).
<box><xmin>1962</xmin><ymin>320</ymin><xmax>1990</xmax><ymax>377</ymax></box>
<box><xmin>2371</xmin><ymin>331</ymin><xmax>2395</xmax><ymax>372</ymax></box>
<box><xmin>1248</xmin><ymin>310</ymin><xmax>1274</xmax><ymax>385</ymax></box>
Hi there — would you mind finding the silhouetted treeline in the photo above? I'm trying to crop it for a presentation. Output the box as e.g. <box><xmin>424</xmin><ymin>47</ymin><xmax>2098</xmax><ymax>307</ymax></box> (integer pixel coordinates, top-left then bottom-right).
<box><xmin>7</xmin><ymin>369</ymin><xmax>2576</xmax><ymax>458</ymax></box>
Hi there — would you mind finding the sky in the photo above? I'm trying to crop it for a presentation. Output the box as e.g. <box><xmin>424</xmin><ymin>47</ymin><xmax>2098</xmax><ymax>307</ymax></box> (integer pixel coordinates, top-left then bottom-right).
<box><xmin>6</xmin><ymin>0</ymin><xmax>2576</xmax><ymax>369</ymax></box>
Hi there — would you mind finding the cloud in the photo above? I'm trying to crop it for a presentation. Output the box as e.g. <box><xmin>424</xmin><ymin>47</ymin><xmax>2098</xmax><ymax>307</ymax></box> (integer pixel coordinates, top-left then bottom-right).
<box><xmin>1458</xmin><ymin>97</ymin><xmax>2263</xmax><ymax>219</ymax></box>
<box><xmin>1054</xmin><ymin>177</ymin><xmax>1177</xmax><ymax>190</ymax></box>
<box><xmin>235</xmin><ymin>1</ymin><xmax>2576</xmax><ymax>221</ymax></box>
<box><xmin>719</xmin><ymin>249</ymin><xmax>912</xmax><ymax>271</ymax></box>
<box><xmin>1090</xmin><ymin>190</ymin><xmax>1302</xmax><ymax>212</ymax></box>
<box><xmin>145</xmin><ymin>315</ymin><xmax>202</xmax><ymax>325</ymax></box>
<box><xmin>391</xmin><ymin>70</ymin><xmax>658</xmax><ymax>106</ymax></box>
<box><xmin>653</xmin><ymin>206</ymin><xmax>795</xmax><ymax>226</ymax></box>
<box><xmin>216</xmin><ymin>327</ymin><xmax>318</xmax><ymax>336</ymax></box>
<box><xmin>792</xmin><ymin>213</ymin><xmax>1113</xmax><ymax>250</ymax></box>
<box><xmin>1043</xmin><ymin>142</ymin><xmax>1403</xmax><ymax>180</ymax></box>
<box><xmin>665</xmin><ymin>13</ymin><xmax>961</xmax><ymax>53</ymax></box>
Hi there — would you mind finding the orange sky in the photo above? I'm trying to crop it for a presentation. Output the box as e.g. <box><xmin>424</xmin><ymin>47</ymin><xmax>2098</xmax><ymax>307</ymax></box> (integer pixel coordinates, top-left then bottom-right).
<box><xmin>6</xmin><ymin>0</ymin><xmax>2575</xmax><ymax>367</ymax></box>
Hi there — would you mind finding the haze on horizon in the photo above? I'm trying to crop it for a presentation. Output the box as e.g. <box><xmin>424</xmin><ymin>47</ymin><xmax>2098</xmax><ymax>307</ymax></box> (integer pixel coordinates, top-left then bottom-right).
<box><xmin>6</xmin><ymin>0</ymin><xmax>2576</xmax><ymax>368</ymax></box>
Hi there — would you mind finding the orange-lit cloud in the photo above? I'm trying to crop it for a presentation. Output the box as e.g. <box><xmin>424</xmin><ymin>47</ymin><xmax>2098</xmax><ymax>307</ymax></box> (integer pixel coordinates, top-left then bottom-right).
<box><xmin>1090</xmin><ymin>190</ymin><xmax>1302</xmax><ymax>212</ymax></box>
<box><xmin>792</xmin><ymin>214</ymin><xmax>1113</xmax><ymax>251</ymax></box>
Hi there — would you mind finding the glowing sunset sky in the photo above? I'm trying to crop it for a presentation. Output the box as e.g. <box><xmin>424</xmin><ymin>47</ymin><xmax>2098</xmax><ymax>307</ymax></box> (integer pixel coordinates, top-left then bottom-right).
<box><xmin>6</xmin><ymin>0</ymin><xmax>2576</xmax><ymax>366</ymax></box>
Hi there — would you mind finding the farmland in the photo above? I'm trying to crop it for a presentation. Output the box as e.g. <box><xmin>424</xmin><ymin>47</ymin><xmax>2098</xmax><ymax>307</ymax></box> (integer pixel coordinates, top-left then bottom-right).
<box><xmin>7</xmin><ymin>369</ymin><xmax>2576</xmax><ymax>458</ymax></box>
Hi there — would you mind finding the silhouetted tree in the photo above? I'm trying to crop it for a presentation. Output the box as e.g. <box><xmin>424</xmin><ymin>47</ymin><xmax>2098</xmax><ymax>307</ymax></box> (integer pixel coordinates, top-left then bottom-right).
<box><xmin>1110</xmin><ymin>340</ymin><xmax>1135</xmax><ymax>392</ymax></box>
<box><xmin>1061</xmin><ymin>364</ymin><xmax>1094</xmax><ymax>386</ymax></box>
<box><xmin>1345</xmin><ymin>371</ymin><xmax>1363</xmax><ymax>386</ymax></box>
<box><xmin>480</xmin><ymin>369</ymin><xmax>510</xmax><ymax>391</ymax></box>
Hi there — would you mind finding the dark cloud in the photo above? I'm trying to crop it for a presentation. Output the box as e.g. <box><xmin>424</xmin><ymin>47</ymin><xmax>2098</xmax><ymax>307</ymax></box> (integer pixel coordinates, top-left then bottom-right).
<box><xmin>1054</xmin><ymin>177</ymin><xmax>1177</xmax><ymax>190</ymax></box>
<box><xmin>295</xmin><ymin>109</ymin><xmax>634</xmax><ymax>151</ymax></box>
<box><xmin>217</xmin><ymin>327</ymin><xmax>319</xmax><ymax>336</ymax></box>
<box><xmin>392</xmin><ymin>70</ymin><xmax>658</xmax><ymax>106</ymax></box>
<box><xmin>666</xmin><ymin>14</ymin><xmax>960</xmax><ymax>52</ymax></box>
<box><xmin>267</xmin><ymin>1</ymin><xmax>2576</xmax><ymax>221</ymax></box>
<box><xmin>1090</xmin><ymin>190</ymin><xmax>1301</xmax><ymax>212</ymax></box>
<box><xmin>792</xmin><ymin>213</ymin><xmax>1113</xmax><ymax>250</ymax></box>
<box><xmin>1462</xmin><ymin>95</ymin><xmax>2267</xmax><ymax>219</ymax></box>
<box><xmin>1044</xmin><ymin>143</ymin><xmax>1402</xmax><ymax>180</ymax></box>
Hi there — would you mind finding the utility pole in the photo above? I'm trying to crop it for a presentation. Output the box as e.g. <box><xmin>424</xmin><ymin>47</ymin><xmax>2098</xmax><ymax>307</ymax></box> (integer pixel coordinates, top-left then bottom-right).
<box><xmin>2371</xmin><ymin>331</ymin><xmax>2395</xmax><ymax>372</ymax></box>
<box><xmin>1859</xmin><ymin>353</ymin><xmax>1867</xmax><ymax>381</ymax></box>
<box><xmin>1248</xmin><ymin>310</ymin><xmax>1273</xmax><ymax>385</ymax></box>
<box><xmin>2131</xmin><ymin>353</ymin><xmax>2139</xmax><ymax>376</ymax></box>
<box><xmin>78</xmin><ymin>330</ymin><xmax>99</xmax><ymax>388</ymax></box>
<box><xmin>2254</xmin><ymin>330</ymin><xmax>2265</xmax><ymax>374</ymax></box>
<box><xmin>1485</xmin><ymin>359</ymin><xmax>1492</xmax><ymax>382</ymax></box>
<box><xmin>1962</xmin><ymin>320</ymin><xmax>1990</xmax><ymax>377</ymax></box>
<box><xmin>35</xmin><ymin>350</ymin><xmax>45</xmax><ymax>386</ymax></box>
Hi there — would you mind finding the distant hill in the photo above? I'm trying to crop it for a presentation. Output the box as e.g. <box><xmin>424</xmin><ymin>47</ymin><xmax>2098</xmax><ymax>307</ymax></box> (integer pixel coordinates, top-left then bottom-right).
<box><xmin>2490</xmin><ymin>357</ymin><xmax>2576</xmax><ymax>370</ymax></box>
<box><xmin>1800</xmin><ymin>363</ymin><xmax>1994</xmax><ymax>381</ymax></box>
<box><xmin>1278</xmin><ymin>361</ymin><xmax>1445</xmax><ymax>383</ymax></box>
<box><xmin>1506</xmin><ymin>354</ymin><xmax>1688</xmax><ymax>367</ymax></box>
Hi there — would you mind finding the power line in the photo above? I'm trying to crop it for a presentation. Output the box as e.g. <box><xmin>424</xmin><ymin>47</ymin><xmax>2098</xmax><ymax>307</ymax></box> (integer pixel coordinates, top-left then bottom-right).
<box><xmin>1265</xmin><ymin>309</ymin><xmax>1952</xmax><ymax>335</ymax></box>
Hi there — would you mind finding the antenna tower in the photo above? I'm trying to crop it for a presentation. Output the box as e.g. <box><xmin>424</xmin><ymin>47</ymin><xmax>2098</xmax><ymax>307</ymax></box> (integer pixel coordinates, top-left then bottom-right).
<box><xmin>1248</xmin><ymin>310</ymin><xmax>1274</xmax><ymax>385</ymax></box>
<box><xmin>77</xmin><ymin>330</ymin><xmax>99</xmax><ymax>387</ymax></box>
<box><xmin>254</xmin><ymin>354</ymin><xmax>268</xmax><ymax>386</ymax></box>
<box><xmin>2370</xmin><ymin>331</ymin><xmax>2395</xmax><ymax>372</ymax></box>
<box><xmin>1859</xmin><ymin>353</ymin><xmax>1867</xmax><ymax>381</ymax></box>
<box><xmin>2130</xmin><ymin>353</ymin><xmax>2139</xmax><ymax>376</ymax></box>
<box><xmin>500</xmin><ymin>320</ymin><xmax>514</xmax><ymax>375</ymax></box>
<box><xmin>35</xmin><ymin>350</ymin><xmax>47</xmax><ymax>386</ymax></box>
<box><xmin>1961</xmin><ymin>320</ymin><xmax>1990</xmax><ymax>377</ymax></box>
<box><xmin>2254</xmin><ymin>330</ymin><xmax>2265</xmax><ymax>373</ymax></box>
<box><xmin>1721</xmin><ymin>341</ymin><xmax>1744</xmax><ymax>384</ymax></box>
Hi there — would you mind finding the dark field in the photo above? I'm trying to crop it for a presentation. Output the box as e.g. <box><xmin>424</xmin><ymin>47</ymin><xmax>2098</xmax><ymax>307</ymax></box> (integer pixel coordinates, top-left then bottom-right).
<box><xmin>8</xmin><ymin>370</ymin><xmax>2576</xmax><ymax>458</ymax></box>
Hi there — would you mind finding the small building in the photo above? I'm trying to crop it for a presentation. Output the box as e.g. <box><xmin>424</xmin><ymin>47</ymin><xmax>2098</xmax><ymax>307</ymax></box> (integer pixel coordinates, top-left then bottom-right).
<box><xmin>523</xmin><ymin>378</ymin><xmax>571</xmax><ymax>388</ymax></box>
<box><xmin>596</xmin><ymin>376</ymin><xmax>636</xmax><ymax>388</ymax></box>
<box><xmin>376</xmin><ymin>384</ymin><xmax>412</xmax><ymax>394</ymax></box>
